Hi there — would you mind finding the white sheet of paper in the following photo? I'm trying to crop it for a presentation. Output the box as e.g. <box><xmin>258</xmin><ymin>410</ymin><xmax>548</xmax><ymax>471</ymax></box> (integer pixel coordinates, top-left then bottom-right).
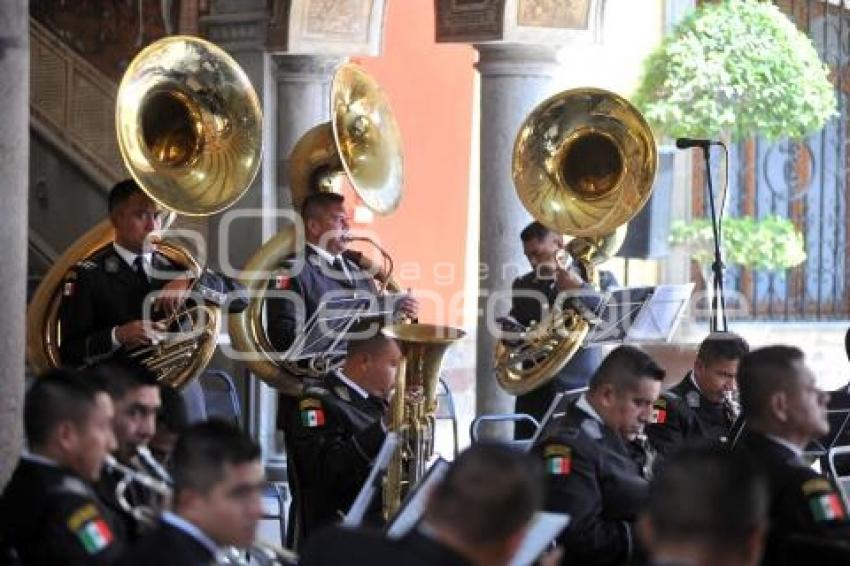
<box><xmin>509</xmin><ymin>512</ymin><xmax>571</xmax><ymax>566</ymax></box>
<box><xmin>384</xmin><ymin>459</ymin><xmax>450</xmax><ymax>539</ymax></box>
<box><xmin>627</xmin><ymin>283</ymin><xmax>694</xmax><ymax>342</ymax></box>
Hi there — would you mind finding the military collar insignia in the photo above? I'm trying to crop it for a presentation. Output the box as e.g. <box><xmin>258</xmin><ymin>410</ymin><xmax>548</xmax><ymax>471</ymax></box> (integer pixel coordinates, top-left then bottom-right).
<box><xmin>686</xmin><ymin>390</ymin><xmax>701</xmax><ymax>408</ymax></box>
<box><xmin>581</xmin><ymin>418</ymin><xmax>603</xmax><ymax>440</ymax></box>
<box><xmin>59</xmin><ymin>476</ymin><xmax>91</xmax><ymax>497</ymax></box>
<box><xmin>104</xmin><ymin>256</ymin><xmax>120</xmax><ymax>274</ymax></box>
<box><xmin>334</xmin><ymin>385</ymin><xmax>352</xmax><ymax>403</ymax></box>
<box><xmin>308</xmin><ymin>254</ymin><xmax>324</xmax><ymax>268</ymax></box>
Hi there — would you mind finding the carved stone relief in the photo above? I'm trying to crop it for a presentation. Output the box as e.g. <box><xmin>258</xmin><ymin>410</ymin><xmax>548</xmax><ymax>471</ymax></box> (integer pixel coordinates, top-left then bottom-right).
<box><xmin>517</xmin><ymin>0</ymin><xmax>590</xmax><ymax>29</ymax></box>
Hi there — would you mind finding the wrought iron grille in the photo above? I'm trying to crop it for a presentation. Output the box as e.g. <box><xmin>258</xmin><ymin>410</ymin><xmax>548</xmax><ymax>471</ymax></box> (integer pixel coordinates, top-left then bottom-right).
<box><xmin>693</xmin><ymin>0</ymin><xmax>849</xmax><ymax>321</ymax></box>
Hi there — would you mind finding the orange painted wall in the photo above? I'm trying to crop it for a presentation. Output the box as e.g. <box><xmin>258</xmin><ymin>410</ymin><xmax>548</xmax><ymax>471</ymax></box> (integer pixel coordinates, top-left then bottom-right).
<box><xmin>351</xmin><ymin>2</ymin><xmax>475</xmax><ymax>328</ymax></box>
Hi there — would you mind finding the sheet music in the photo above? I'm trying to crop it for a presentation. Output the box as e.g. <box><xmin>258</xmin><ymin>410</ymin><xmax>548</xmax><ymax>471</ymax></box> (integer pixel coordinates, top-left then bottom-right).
<box><xmin>384</xmin><ymin>458</ymin><xmax>450</xmax><ymax>539</ymax></box>
<box><xmin>626</xmin><ymin>283</ymin><xmax>694</xmax><ymax>342</ymax></box>
<box><xmin>342</xmin><ymin>432</ymin><xmax>399</xmax><ymax>528</ymax></box>
<box><xmin>509</xmin><ymin>512</ymin><xmax>571</xmax><ymax>566</ymax></box>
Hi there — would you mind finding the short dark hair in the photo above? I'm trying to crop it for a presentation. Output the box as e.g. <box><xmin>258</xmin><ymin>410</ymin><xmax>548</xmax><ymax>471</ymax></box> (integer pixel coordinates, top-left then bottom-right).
<box><xmin>738</xmin><ymin>345</ymin><xmax>805</xmax><ymax>422</ymax></box>
<box><xmin>697</xmin><ymin>332</ymin><xmax>749</xmax><ymax>365</ymax></box>
<box><xmin>590</xmin><ymin>345</ymin><xmax>665</xmax><ymax>392</ymax></box>
<box><xmin>425</xmin><ymin>443</ymin><xmax>543</xmax><ymax>545</ymax></box>
<box><xmin>649</xmin><ymin>445</ymin><xmax>767</xmax><ymax>550</ymax></box>
<box><xmin>108</xmin><ymin>178</ymin><xmax>144</xmax><ymax>213</ymax></box>
<box><xmin>85</xmin><ymin>356</ymin><xmax>159</xmax><ymax>401</ymax></box>
<box><xmin>301</xmin><ymin>192</ymin><xmax>345</xmax><ymax>222</ymax></box>
<box><xmin>25</xmin><ymin>369</ymin><xmax>102</xmax><ymax>449</ymax></box>
<box><xmin>170</xmin><ymin>419</ymin><xmax>261</xmax><ymax>497</ymax></box>
<box><xmin>519</xmin><ymin>221</ymin><xmax>552</xmax><ymax>243</ymax></box>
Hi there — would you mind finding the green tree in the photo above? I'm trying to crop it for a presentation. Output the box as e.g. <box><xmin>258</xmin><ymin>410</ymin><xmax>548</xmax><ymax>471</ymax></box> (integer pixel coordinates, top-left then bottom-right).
<box><xmin>633</xmin><ymin>0</ymin><xmax>836</xmax><ymax>141</ymax></box>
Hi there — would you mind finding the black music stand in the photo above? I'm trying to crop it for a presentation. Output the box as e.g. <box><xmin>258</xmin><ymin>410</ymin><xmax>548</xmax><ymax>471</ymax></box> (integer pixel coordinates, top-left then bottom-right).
<box><xmin>284</xmin><ymin>294</ymin><xmax>397</xmax><ymax>370</ymax></box>
<box><xmin>585</xmin><ymin>283</ymin><xmax>694</xmax><ymax>345</ymax></box>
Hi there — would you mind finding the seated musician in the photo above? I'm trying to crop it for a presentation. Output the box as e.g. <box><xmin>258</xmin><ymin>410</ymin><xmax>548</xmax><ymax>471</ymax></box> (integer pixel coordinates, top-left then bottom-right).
<box><xmin>265</xmin><ymin>191</ymin><xmax>417</xmax><ymax>355</ymax></box>
<box><xmin>299</xmin><ymin>443</ymin><xmax>546</xmax><ymax>566</ymax></box>
<box><xmin>0</xmin><ymin>370</ymin><xmax>123</xmax><ymax>564</ymax></box>
<box><xmin>646</xmin><ymin>331</ymin><xmax>749</xmax><ymax>456</ymax></box>
<box><xmin>122</xmin><ymin>420</ymin><xmax>265</xmax><ymax>565</ymax></box>
<box><xmin>733</xmin><ymin>345</ymin><xmax>850</xmax><ymax>564</ymax></box>
<box><xmin>640</xmin><ymin>445</ymin><xmax>768</xmax><ymax>566</ymax></box>
<box><xmin>503</xmin><ymin>221</ymin><xmax>616</xmax><ymax>440</ymax></box>
<box><xmin>533</xmin><ymin>345</ymin><xmax>665</xmax><ymax>566</ymax></box>
<box><xmin>281</xmin><ymin>330</ymin><xmax>402</xmax><ymax>545</ymax></box>
<box><xmin>88</xmin><ymin>357</ymin><xmax>163</xmax><ymax>542</ymax></box>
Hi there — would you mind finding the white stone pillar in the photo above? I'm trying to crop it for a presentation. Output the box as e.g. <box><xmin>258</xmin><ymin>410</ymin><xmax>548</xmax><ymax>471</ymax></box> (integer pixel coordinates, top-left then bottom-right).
<box><xmin>0</xmin><ymin>0</ymin><xmax>29</xmax><ymax>487</ymax></box>
<box><xmin>474</xmin><ymin>44</ymin><xmax>561</xmax><ymax>435</ymax></box>
<box><xmin>254</xmin><ymin>54</ymin><xmax>345</xmax><ymax>461</ymax></box>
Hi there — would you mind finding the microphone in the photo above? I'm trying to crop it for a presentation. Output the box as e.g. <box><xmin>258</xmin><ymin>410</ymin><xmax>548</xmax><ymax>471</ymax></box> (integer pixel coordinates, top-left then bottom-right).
<box><xmin>675</xmin><ymin>138</ymin><xmax>720</xmax><ymax>149</ymax></box>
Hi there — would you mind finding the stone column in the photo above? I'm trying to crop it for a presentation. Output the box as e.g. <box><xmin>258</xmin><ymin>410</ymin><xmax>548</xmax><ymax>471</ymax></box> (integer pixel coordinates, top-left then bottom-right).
<box><xmin>474</xmin><ymin>44</ymin><xmax>561</xmax><ymax>435</ymax></box>
<box><xmin>0</xmin><ymin>0</ymin><xmax>29</xmax><ymax>488</ymax></box>
<box><xmin>272</xmin><ymin>55</ymin><xmax>346</xmax><ymax>210</ymax></box>
<box><xmin>254</xmin><ymin>54</ymin><xmax>344</xmax><ymax>460</ymax></box>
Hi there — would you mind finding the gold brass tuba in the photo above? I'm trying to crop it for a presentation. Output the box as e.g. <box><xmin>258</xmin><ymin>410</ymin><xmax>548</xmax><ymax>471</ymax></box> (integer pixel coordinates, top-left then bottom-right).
<box><xmin>228</xmin><ymin>62</ymin><xmax>405</xmax><ymax>396</ymax></box>
<box><xmin>381</xmin><ymin>323</ymin><xmax>465</xmax><ymax>520</ymax></box>
<box><xmin>495</xmin><ymin>88</ymin><xmax>657</xmax><ymax>396</ymax></box>
<box><xmin>27</xmin><ymin>36</ymin><xmax>262</xmax><ymax>388</ymax></box>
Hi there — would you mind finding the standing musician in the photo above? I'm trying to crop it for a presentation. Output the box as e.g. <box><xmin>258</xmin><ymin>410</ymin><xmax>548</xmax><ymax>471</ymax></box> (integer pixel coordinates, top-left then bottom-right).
<box><xmin>0</xmin><ymin>370</ymin><xmax>122</xmax><ymax>564</ymax></box>
<box><xmin>533</xmin><ymin>345</ymin><xmax>664</xmax><ymax>566</ymax></box>
<box><xmin>734</xmin><ymin>345</ymin><xmax>850</xmax><ymax>564</ymax></box>
<box><xmin>265</xmin><ymin>191</ymin><xmax>418</xmax><ymax>355</ymax></box>
<box><xmin>646</xmin><ymin>332</ymin><xmax>749</xmax><ymax>456</ymax></box>
<box><xmin>59</xmin><ymin>178</ymin><xmax>248</xmax><ymax>367</ymax></box>
<box><xmin>88</xmin><ymin>358</ymin><xmax>163</xmax><ymax>542</ymax></box>
<box><xmin>504</xmin><ymin>221</ymin><xmax>616</xmax><ymax>439</ymax></box>
<box><xmin>281</xmin><ymin>331</ymin><xmax>402</xmax><ymax>545</ymax></box>
<box><xmin>300</xmin><ymin>443</ymin><xmax>546</xmax><ymax>566</ymax></box>
<box><xmin>122</xmin><ymin>420</ymin><xmax>265</xmax><ymax>565</ymax></box>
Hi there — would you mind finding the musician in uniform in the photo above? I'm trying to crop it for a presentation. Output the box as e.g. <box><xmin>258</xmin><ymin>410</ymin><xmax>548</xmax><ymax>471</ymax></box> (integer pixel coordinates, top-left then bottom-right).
<box><xmin>58</xmin><ymin>179</ymin><xmax>248</xmax><ymax>418</ymax></box>
<box><xmin>0</xmin><ymin>369</ymin><xmax>122</xmax><ymax>564</ymax></box>
<box><xmin>299</xmin><ymin>443</ymin><xmax>546</xmax><ymax>566</ymax></box>
<box><xmin>646</xmin><ymin>332</ymin><xmax>749</xmax><ymax>456</ymax></box>
<box><xmin>123</xmin><ymin>420</ymin><xmax>265</xmax><ymax>565</ymax></box>
<box><xmin>533</xmin><ymin>345</ymin><xmax>665</xmax><ymax>566</ymax></box>
<box><xmin>734</xmin><ymin>345</ymin><xmax>850</xmax><ymax>564</ymax></box>
<box><xmin>640</xmin><ymin>445</ymin><xmax>768</xmax><ymax>566</ymax></box>
<box><xmin>265</xmin><ymin>191</ymin><xmax>417</xmax><ymax>355</ymax></box>
<box><xmin>282</xmin><ymin>331</ymin><xmax>402</xmax><ymax>544</ymax></box>
<box><xmin>503</xmin><ymin>221</ymin><xmax>616</xmax><ymax>439</ymax></box>
<box><xmin>88</xmin><ymin>358</ymin><xmax>163</xmax><ymax>542</ymax></box>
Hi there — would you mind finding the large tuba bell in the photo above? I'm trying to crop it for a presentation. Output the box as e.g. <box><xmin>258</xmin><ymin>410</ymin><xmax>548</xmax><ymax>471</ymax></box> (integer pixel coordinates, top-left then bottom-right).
<box><xmin>27</xmin><ymin>36</ymin><xmax>262</xmax><ymax>388</ymax></box>
<box><xmin>381</xmin><ymin>323</ymin><xmax>465</xmax><ymax>520</ymax></box>
<box><xmin>228</xmin><ymin>62</ymin><xmax>404</xmax><ymax>396</ymax></box>
<box><xmin>495</xmin><ymin>88</ymin><xmax>657</xmax><ymax>395</ymax></box>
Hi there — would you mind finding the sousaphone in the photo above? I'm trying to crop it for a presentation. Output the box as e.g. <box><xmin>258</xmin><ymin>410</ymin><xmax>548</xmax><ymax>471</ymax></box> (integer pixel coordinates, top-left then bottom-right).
<box><xmin>228</xmin><ymin>62</ymin><xmax>405</xmax><ymax>396</ymax></box>
<box><xmin>27</xmin><ymin>36</ymin><xmax>262</xmax><ymax>388</ymax></box>
<box><xmin>495</xmin><ymin>87</ymin><xmax>657</xmax><ymax>395</ymax></box>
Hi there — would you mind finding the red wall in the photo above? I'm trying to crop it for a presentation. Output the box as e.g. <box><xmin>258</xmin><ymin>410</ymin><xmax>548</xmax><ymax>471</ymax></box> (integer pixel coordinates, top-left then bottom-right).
<box><xmin>352</xmin><ymin>2</ymin><xmax>475</xmax><ymax>328</ymax></box>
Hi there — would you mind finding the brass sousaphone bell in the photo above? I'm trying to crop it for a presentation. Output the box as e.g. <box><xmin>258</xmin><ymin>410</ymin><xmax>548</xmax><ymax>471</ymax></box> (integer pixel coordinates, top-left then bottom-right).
<box><xmin>228</xmin><ymin>62</ymin><xmax>405</xmax><ymax>395</ymax></box>
<box><xmin>27</xmin><ymin>36</ymin><xmax>262</xmax><ymax>388</ymax></box>
<box><xmin>495</xmin><ymin>87</ymin><xmax>657</xmax><ymax>395</ymax></box>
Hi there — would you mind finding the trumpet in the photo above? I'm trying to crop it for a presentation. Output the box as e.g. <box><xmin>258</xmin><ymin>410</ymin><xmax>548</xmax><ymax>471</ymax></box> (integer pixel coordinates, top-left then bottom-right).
<box><xmin>104</xmin><ymin>453</ymin><xmax>172</xmax><ymax>526</ymax></box>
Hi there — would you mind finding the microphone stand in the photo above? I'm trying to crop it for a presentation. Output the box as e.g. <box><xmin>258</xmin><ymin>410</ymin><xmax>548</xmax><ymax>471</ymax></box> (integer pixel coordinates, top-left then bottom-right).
<box><xmin>699</xmin><ymin>144</ymin><xmax>728</xmax><ymax>332</ymax></box>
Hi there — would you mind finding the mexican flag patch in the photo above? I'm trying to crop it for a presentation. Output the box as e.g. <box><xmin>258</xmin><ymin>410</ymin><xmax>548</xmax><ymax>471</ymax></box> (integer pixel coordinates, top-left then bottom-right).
<box><xmin>301</xmin><ymin>408</ymin><xmax>325</xmax><ymax>427</ymax></box>
<box><xmin>652</xmin><ymin>398</ymin><xmax>667</xmax><ymax>424</ymax></box>
<box><xmin>76</xmin><ymin>518</ymin><xmax>113</xmax><ymax>554</ymax></box>
<box><xmin>543</xmin><ymin>444</ymin><xmax>572</xmax><ymax>476</ymax></box>
<box><xmin>275</xmin><ymin>274</ymin><xmax>290</xmax><ymax>290</ymax></box>
<box><xmin>809</xmin><ymin>492</ymin><xmax>847</xmax><ymax>522</ymax></box>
